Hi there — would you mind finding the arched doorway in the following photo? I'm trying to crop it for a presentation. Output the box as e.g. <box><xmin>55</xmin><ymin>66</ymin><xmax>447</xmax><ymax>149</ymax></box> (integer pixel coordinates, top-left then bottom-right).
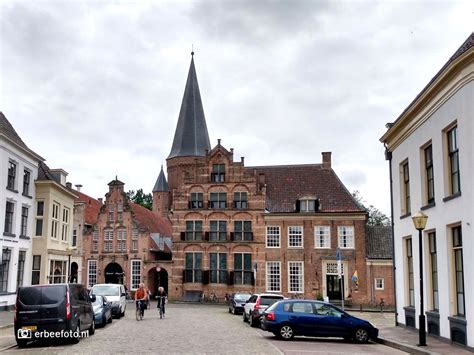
<box><xmin>70</xmin><ymin>262</ymin><xmax>78</xmax><ymax>283</ymax></box>
<box><xmin>147</xmin><ymin>267</ymin><xmax>168</xmax><ymax>297</ymax></box>
<box><xmin>104</xmin><ymin>263</ymin><xmax>124</xmax><ymax>284</ymax></box>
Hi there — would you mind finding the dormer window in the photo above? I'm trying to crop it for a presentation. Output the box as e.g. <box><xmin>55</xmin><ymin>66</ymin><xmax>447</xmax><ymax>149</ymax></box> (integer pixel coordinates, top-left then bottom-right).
<box><xmin>211</xmin><ymin>164</ymin><xmax>225</xmax><ymax>182</ymax></box>
<box><xmin>297</xmin><ymin>197</ymin><xmax>319</xmax><ymax>212</ymax></box>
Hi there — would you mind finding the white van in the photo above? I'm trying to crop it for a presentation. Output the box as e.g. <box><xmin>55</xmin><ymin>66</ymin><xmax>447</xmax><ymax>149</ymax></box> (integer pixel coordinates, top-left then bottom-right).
<box><xmin>91</xmin><ymin>284</ymin><xmax>126</xmax><ymax>318</ymax></box>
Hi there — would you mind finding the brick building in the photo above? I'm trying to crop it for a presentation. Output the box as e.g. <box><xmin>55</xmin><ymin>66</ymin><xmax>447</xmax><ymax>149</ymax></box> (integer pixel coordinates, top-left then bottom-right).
<box><xmin>81</xmin><ymin>178</ymin><xmax>172</xmax><ymax>296</ymax></box>
<box><xmin>159</xmin><ymin>54</ymin><xmax>373</xmax><ymax>304</ymax></box>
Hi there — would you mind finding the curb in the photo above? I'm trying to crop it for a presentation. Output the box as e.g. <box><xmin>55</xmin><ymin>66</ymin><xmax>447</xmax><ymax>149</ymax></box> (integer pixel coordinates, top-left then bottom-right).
<box><xmin>0</xmin><ymin>323</ymin><xmax>13</xmax><ymax>330</ymax></box>
<box><xmin>376</xmin><ymin>336</ymin><xmax>431</xmax><ymax>355</ymax></box>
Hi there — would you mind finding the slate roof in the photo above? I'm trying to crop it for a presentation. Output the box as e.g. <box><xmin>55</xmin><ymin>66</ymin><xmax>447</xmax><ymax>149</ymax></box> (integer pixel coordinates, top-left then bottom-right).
<box><xmin>153</xmin><ymin>166</ymin><xmax>169</xmax><ymax>192</ymax></box>
<box><xmin>0</xmin><ymin>112</ymin><xmax>29</xmax><ymax>150</ymax></box>
<box><xmin>249</xmin><ymin>164</ymin><xmax>365</xmax><ymax>213</ymax></box>
<box><xmin>37</xmin><ymin>161</ymin><xmax>57</xmax><ymax>181</ymax></box>
<box><xmin>168</xmin><ymin>54</ymin><xmax>211</xmax><ymax>159</ymax></box>
<box><xmin>130</xmin><ymin>202</ymin><xmax>172</xmax><ymax>236</ymax></box>
<box><xmin>366</xmin><ymin>225</ymin><xmax>393</xmax><ymax>260</ymax></box>
<box><xmin>386</xmin><ymin>33</ymin><xmax>473</xmax><ymax>131</ymax></box>
<box><xmin>74</xmin><ymin>190</ymin><xmax>103</xmax><ymax>225</ymax></box>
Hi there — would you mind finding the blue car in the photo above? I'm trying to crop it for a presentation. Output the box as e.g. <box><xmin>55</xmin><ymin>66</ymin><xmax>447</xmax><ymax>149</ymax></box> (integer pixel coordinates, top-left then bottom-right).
<box><xmin>92</xmin><ymin>295</ymin><xmax>113</xmax><ymax>327</ymax></box>
<box><xmin>261</xmin><ymin>300</ymin><xmax>378</xmax><ymax>343</ymax></box>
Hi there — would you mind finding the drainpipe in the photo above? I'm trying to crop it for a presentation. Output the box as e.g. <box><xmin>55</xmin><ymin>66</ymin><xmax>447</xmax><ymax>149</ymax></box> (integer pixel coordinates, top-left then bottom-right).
<box><xmin>385</xmin><ymin>144</ymin><xmax>398</xmax><ymax>326</ymax></box>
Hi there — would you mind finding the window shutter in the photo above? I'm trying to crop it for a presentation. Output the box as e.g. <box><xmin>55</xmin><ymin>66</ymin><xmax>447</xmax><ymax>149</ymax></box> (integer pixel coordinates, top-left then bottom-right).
<box><xmin>205</xmin><ymin>232</ymin><xmax>210</xmax><ymax>241</ymax></box>
<box><xmin>230</xmin><ymin>232</ymin><xmax>234</xmax><ymax>241</ymax></box>
<box><xmin>208</xmin><ymin>201</ymin><xmax>211</xmax><ymax>209</ymax></box>
<box><xmin>227</xmin><ymin>271</ymin><xmax>234</xmax><ymax>286</ymax></box>
<box><xmin>295</xmin><ymin>200</ymin><xmax>300</xmax><ymax>212</ymax></box>
<box><xmin>251</xmin><ymin>273</ymin><xmax>255</xmax><ymax>286</ymax></box>
<box><xmin>203</xmin><ymin>270</ymin><xmax>209</xmax><ymax>285</ymax></box>
<box><xmin>249</xmin><ymin>232</ymin><xmax>253</xmax><ymax>241</ymax></box>
<box><xmin>188</xmin><ymin>201</ymin><xmax>192</xmax><ymax>209</ymax></box>
<box><xmin>182</xmin><ymin>269</ymin><xmax>186</xmax><ymax>282</ymax></box>
<box><xmin>315</xmin><ymin>199</ymin><xmax>320</xmax><ymax>212</ymax></box>
<box><xmin>180</xmin><ymin>232</ymin><xmax>185</xmax><ymax>241</ymax></box>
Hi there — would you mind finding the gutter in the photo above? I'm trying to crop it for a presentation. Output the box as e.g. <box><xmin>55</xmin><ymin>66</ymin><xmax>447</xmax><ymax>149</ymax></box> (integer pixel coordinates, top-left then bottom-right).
<box><xmin>385</xmin><ymin>144</ymin><xmax>398</xmax><ymax>326</ymax></box>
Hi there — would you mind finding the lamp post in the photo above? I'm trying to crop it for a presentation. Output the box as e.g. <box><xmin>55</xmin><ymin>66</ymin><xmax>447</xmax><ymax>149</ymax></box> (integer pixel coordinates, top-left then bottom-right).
<box><xmin>66</xmin><ymin>246</ymin><xmax>73</xmax><ymax>283</ymax></box>
<box><xmin>412</xmin><ymin>211</ymin><xmax>428</xmax><ymax>347</ymax></box>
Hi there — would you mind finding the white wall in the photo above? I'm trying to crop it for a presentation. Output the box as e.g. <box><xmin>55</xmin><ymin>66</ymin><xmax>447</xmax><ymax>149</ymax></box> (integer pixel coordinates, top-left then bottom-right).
<box><xmin>391</xmin><ymin>80</ymin><xmax>473</xmax><ymax>344</ymax></box>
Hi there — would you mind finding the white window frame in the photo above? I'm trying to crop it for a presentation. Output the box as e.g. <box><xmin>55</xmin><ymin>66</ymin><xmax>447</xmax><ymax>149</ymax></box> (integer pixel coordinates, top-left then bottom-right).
<box><xmin>266</xmin><ymin>226</ymin><xmax>281</xmax><ymax>248</ymax></box>
<box><xmin>314</xmin><ymin>226</ymin><xmax>331</xmax><ymax>249</ymax></box>
<box><xmin>61</xmin><ymin>207</ymin><xmax>69</xmax><ymax>241</ymax></box>
<box><xmin>117</xmin><ymin>228</ymin><xmax>127</xmax><ymax>252</ymax></box>
<box><xmin>51</xmin><ymin>202</ymin><xmax>60</xmax><ymax>239</ymax></box>
<box><xmin>92</xmin><ymin>230</ymin><xmax>99</xmax><ymax>252</ymax></box>
<box><xmin>131</xmin><ymin>259</ymin><xmax>141</xmax><ymax>290</ymax></box>
<box><xmin>288</xmin><ymin>261</ymin><xmax>304</xmax><ymax>293</ymax></box>
<box><xmin>104</xmin><ymin>229</ymin><xmax>113</xmax><ymax>252</ymax></box>
<box><xmin>374</xmin><ymin>278</ymin><xmax>384</xmax><ymax>290</ymax></box>
<box><xmin>266</xmin><ymin>261</ymin><xmax>281</xmax><ymax>292</ymax></box>
<box><xmin>338</xmin><ymin>226</ymin><xmax>354</xmax><ymax>249</ymax></box>
<box><xmin>288</xmin><ymin>226</ymin><xmax>303</xmax><ymax>248</ymax></box>
<box><xmin>87</xmin><ymin>260</ymin><xmax>97</xmax><ymax>287</ymax></box>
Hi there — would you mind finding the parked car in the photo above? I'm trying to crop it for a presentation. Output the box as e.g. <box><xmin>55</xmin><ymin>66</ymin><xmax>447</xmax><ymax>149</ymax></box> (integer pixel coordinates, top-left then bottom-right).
<box><xmin>228</xmin><ymin>293</ymin><xmax>251</xmax><ymax>315</ymax></box>
<box><xmin>261</xmin><ymin>299</ymin><xmax>379</xmax><ymax>343</ymax></box>
<box><xmin>14</xmin><ymin>283</ymin><xmax>96</xmax><ymax>347</ymax></box>
<box><xmin>243</xmin><ymin>293</ymin><xmax>285</xmax><ymax>327</ymax></box>
<box><xmin>92</xmin><ymin>295</ymin><xmax>112</xmax><ymax>327</ymax></box>
<box><xmin>90</xmin><ymin>284</ymin><xmax>126</xmax><ymax>318</ymax></box>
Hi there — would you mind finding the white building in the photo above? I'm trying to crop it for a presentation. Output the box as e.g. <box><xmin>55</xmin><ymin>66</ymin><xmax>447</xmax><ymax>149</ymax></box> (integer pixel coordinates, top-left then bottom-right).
<box><xmin>0</xmin><ymin>112</ymin><xmax>43</xmax><ymax>309</ymax></box>
<box><xmin>381</xmin><ymin>33</ymin><xmax>473</xmax><ymax>348</ymax></box>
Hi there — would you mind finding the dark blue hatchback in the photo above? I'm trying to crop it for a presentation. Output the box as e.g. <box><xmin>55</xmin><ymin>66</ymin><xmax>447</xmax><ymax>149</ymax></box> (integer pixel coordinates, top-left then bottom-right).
<box><xmin>261</xmin><ymin>300</ymin><xmax>378</xmax><ymax>343</ymax></box>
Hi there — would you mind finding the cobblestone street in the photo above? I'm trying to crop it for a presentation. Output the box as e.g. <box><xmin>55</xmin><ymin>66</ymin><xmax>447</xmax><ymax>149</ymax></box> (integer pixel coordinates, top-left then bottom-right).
<box><xmin>0</xmin><ymin>303</ymin><xmax>407</xmax><ymax>354</ymax></box>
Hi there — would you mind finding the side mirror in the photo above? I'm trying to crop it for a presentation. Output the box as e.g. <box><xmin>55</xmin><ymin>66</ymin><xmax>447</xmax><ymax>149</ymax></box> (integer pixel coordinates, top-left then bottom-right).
<box><xmin>90</xmin><ymin>295</ymin><xmax>96</xmax><ymax>302</ymax></box>
<box><xmin>121</xmin><ymin>292</ymin><xmax>127</xmax><ymax>297</ymax></box>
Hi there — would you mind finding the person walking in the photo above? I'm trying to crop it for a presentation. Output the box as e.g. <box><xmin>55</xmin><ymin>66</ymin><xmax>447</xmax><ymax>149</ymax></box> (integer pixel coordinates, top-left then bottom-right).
<box><xmin>156</xmin><ymin>286</ymin><xmax>167</xmax><ymax>318</ymax></box>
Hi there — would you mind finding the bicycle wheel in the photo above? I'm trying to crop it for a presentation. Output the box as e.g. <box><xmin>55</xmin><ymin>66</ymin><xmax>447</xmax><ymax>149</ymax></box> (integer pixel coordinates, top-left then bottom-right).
<box><xmin>136</xmin><ymin>307</ymin><xmax>141</xmax><ymax>321</ymax></box>
<box><xmin>159</xmin><ymin>305</ymin><xmax>163</xmax><ymax>319</ymax></box>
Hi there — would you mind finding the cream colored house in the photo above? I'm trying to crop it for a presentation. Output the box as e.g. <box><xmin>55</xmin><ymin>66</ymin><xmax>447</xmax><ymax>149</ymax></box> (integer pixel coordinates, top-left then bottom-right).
<box><xmin>32</xmin><ymin>162</ymin><xmax>78</xmax><ymax>285</ymax></box>
<box><xmin>381</xmin><ymin>33</ymin><xmax>473</xmax><ymax>347</ymax></box>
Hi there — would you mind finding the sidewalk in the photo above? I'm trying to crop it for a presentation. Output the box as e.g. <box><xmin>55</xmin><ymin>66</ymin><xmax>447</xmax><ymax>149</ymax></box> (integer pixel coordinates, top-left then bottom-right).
<box><xmin>0</xmin><ymin>311</ymin><xmax>13</xmax><ymax>329</ymax></box>
<box><xmin>348</xmin><ymin>311</ymin><xmax>473</xmax><ymax>355</ymax></box>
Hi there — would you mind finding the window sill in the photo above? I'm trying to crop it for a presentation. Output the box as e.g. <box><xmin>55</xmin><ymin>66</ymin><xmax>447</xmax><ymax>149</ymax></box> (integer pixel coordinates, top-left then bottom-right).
<box><xmin>22</xmin><ymin>193</ymin><xmax>32</xmax><ymax>199</ymax></box>
<box><xmin>2</xmin><ymin>232</ymin><xmax>16</xmax><ymax>238</ymax></box>
<box><xmin>315</xmin><ymin>247</ymin><xmax>332</xmax><ymax>249</ymax></box>
<box><xmin>421</xmin><ymin>201</ymin><xmax>436</xmax><ymax>211</ymax></box>
<box><xmin>19</xmin><ymin>235</ymin><xmax>30</xmax><ymax>240</ymax></box>
<box><xmin>448</xmin><ymin>315</ymin><xmax>467</xmax><ymax>325</ymax></box>
<box><xmin>443</xmin><ymin>191</ymin><xmax>461</xmax><ymax>203</ymax></box>
<box><xmin>288</xmin><ymin>246</ymin><xmax>304</xmax><ymax>249</ymax></box>
<box><xmin>266</xmin><ymin>246</ymin><xmax>281</xmax><ymax>248</ymax></box>
<box><xmin>6</xmin><ymin>187</ymin><xmax>18</xmax><ymax>193</ymax></box>
<box><xmin>426</xmin><ymin>310</ymin><xmax>440</xmax><ymax>318</ymax></box>
<box><xmin>400</xmin><ymin>212</ymin><xmax>412</xmax><ymax>220</ymax></box>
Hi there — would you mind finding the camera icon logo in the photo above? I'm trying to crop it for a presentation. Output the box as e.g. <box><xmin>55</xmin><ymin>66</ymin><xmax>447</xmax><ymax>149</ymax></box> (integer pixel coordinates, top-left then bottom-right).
<box><xmin>17</xmin><ymin>329</ymin><xmax>32</xmax><ymax>339</ymax></box>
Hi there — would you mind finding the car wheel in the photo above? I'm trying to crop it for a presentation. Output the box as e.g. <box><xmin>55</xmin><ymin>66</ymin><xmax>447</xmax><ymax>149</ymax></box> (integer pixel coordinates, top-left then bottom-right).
<box><xmin>71</xmin><ymin>323</ymin><xmax>81</xmax><ymax>344</ymax></box>
<box><xmin>228</xmin><ymin>307</ymin><xmax>232</xmax><ymax>313</ymax></box>
<box><xmin>120</xmin><ymin>305</ymin><xmax>125</xmax><ymax>318</ymax></box>
<box><xmin>353</xmin><ymin>328</ymin><xmax>369</xmax><ymax>343</ymax></box>
<box><xmin>279</xmin><ymin>325</ymin><xmax>294</xmax><ymax>340</ymax></box>
<box><xmin>102</xmin><ymin>313</ymin><xmax>107</xmax><ymax>327</ymax></box>
<box><xmin>89</xmin><ymin>319</ymin><xmax>95</xmax><ymax>335</ymax></box>
<box><xmin>232</xmin><ymin>307</ymin><xmax>236</xmax><ymax>315</ymax></box>
<box><xmin>250</xmin><ymin>314</ymin><xmax>258</xmax><ymax>328</ymax></box>
<box><xmin>16</xmin><ymin>339</ymin><xmax>28</xmax><ymax>348</ymax></box>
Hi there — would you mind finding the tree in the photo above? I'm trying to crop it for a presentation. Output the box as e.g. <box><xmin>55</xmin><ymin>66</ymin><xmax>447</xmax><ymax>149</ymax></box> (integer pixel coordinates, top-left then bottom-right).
<box><xmin>127</xmin><ymin>189</ymin><xmax>153</xmax><ymax>210</ymax></box>
<box><xmin>352</xmin><ymin>190</ymin><xmax>391</xmax><ymax>226</ymax></box>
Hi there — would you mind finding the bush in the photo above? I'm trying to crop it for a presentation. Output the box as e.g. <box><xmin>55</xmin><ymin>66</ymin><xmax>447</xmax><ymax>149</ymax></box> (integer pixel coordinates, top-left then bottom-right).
<box><xmin>316</xmin><ymin>292</ymin><xmax>324</xmax><ymax>301</ymax></box>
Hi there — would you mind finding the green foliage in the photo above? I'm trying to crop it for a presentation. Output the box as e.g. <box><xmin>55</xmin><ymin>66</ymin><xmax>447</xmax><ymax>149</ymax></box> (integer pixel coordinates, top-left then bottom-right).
<box><xmin>316</xmin><ymin>292</ymin><xmax>324</xmax><ymax>301</ymax></box>
<box><xmin>352</xmin><ymin>190</ymin><xmax>391</xmax><ymax>226</ymax></box>
<box><xmin>127</xmin><ymin>189</ymin><xmax>153</xmax><ymax>211</ymax></box>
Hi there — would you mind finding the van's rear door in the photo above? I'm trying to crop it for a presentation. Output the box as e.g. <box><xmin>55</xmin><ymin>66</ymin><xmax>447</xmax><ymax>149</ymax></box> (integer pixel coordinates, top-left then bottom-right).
<box><xmin>17</xmin><ymin>287</ymin><xmax>42</xmax><ymax>324</ymax></box>
<box><xmin>39</xmin><ymin>285</ymin><xmax>67</xmax><ymax>324</ymax></box>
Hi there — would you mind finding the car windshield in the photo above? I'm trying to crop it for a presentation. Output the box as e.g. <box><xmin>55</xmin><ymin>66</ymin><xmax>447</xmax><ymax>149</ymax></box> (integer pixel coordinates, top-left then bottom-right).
<box><xmin>260</xmin><ymin>296</ymin><xmax>284</xmax><ymax>306</ymax></box>
<box><xmin>234</xmin><ymin>294</ymin><xmax>250</xmax><ymax>302</ymax></box>
<box><xmin>92</xmin><ymin>296</ymin><xmax>103</xmax><ymax>306</ymax></box>
<box><xmin>92</xmin><ymin>286</ymin><xmax>119</xmax><ymax>296</ymax></box>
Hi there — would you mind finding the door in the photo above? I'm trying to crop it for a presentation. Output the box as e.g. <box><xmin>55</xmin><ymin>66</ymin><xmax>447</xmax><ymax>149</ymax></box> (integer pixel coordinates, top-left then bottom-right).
<box><xmin>288</xmin><ymin>302</ymin><xmax>317</xmax><ymax>336</ymax></box>
<box><xmin>326</xmin><ymin>275</ymin><xmax>343</xmax><ymax>300</ymax></box>
<box><xmin>313</xmin><ymin>303</ymin><xmax>348</xmax><ymax>337</ymax></box>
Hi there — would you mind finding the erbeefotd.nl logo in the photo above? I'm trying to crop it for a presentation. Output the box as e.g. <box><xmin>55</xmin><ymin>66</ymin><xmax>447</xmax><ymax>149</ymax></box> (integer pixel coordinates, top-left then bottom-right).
<box><xmin>17</xmin><ymin>329</ymin><xmax>89</xmax><ymax>339</ymax></box>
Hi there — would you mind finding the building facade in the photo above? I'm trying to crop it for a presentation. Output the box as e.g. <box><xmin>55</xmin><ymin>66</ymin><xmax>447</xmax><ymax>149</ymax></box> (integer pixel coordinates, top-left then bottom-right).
<box><xmin>0</xmin><ymin>112</ymin><xmax>42</xmax><ymax>309</ymax></box>
<box><xmin>160</xmin><ymin>54</ymin><xmax>371</xmax><ymax>304</ymax></box>
<box><xmin>32</xmin><ymin>162</ymin><xmax>78</xmax><ymax>285</ymax></box>
<box><xmin>82</xmin><ymin>179</ymin><xmax>172</xmax><ymax>296</ymax></box>
<box><xmin>381</xmin><ymin>34</ymin><xmax>473</xmax><ymax>347</ymax></box>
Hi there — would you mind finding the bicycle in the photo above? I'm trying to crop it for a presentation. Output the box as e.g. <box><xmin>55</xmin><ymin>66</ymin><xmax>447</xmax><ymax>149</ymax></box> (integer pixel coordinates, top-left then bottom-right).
<box><xmin>136</xmin><ymin>300</ymin><xmax>145</xmax><ymax>321</ymax></box>
<box><xmin>209</xmin><ymin>292</ymin><xmax>219</xmax><ymax>303</ymax></box>
<box><xmin>157</xmin><ymin>296</ymin><xmax>166</xmax><ymax>319</ymax></box>
<box><xmin>379</xmin><ymin>298</ymin><xmax>386</xmax><ymax>312</ymax></box>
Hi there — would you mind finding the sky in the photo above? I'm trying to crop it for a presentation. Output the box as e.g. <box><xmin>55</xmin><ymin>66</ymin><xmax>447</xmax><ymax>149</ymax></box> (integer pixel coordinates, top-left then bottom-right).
<box><xmin>0</xmin><ymin>0</ymin><xmax>472</xmax><ymax>215</ymax></box>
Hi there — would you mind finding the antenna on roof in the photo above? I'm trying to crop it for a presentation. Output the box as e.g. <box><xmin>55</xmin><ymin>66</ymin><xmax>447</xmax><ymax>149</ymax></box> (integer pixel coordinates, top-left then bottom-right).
<box><xmin>191</xmin><ymin>44</ymin><xmax>194</xmax><ymax>57</ymax></box>
<box><xmin>115</xmin><ymin>175</ymin><xmax>118</xmax><ymax>180</ymax></box>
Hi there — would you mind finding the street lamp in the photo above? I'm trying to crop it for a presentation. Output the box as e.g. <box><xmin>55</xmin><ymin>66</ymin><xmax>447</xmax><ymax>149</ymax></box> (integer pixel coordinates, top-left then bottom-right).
<box><xmin>412</xmin><ymin>211</ymin><xmax>428</xmax><ymax>347</ymax></box>
<box><xmin>66</xmin><ymin>246</ymin><xmax>73</xmax><ymax>283</ymax></box>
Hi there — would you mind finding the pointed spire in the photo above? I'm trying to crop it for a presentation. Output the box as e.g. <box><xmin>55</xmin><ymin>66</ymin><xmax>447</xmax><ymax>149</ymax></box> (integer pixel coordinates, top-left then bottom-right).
<box><xmin>153</xmin><ymin>165</ymin><xmax>169</xmax><ymax>192</ymax></box>
<box><xmin>168</xmin><ymin>53</ymin><xmax>211</xmax><ymax>159</ymax></box>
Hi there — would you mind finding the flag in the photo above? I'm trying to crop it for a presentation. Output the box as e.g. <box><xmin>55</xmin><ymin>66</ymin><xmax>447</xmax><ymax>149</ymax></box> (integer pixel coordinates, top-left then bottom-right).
<box><xmin>351</xmin><ymin>270</ymin><xmax>359</xmax><ymax>286</ymax></box>
<box><xmin>336</xmin><ymin>248</ymin><xmax>342</xmax><ymax>280</ymax></box>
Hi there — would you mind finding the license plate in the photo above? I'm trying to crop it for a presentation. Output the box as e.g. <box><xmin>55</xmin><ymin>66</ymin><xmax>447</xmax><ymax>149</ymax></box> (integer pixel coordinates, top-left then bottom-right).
<box><xmin>22</xmin><ymin>326</ymin><xmax>37</xmax><ymax>331</ymax></box>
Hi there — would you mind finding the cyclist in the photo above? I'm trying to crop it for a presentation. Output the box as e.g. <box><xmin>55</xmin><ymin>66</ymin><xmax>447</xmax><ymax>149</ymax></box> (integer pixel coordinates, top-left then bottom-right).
<box><xmin>135</xmin><ymin>283</ymin><xmax>147</xmax><ymax>318</ymax></box>
<box><xmin>156</xmin><ymin>286</ymin><xmax>167</xmax><ymax>318</ymax></box>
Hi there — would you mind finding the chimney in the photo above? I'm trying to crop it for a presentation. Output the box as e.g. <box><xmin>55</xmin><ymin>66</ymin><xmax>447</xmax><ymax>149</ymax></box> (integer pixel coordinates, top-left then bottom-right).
<box><xmin>322</xmin><ymin>152</ymin><xmax>332</xmax><ymax>169</ymax></box>
<box><xmin>75</xmin><ymin>184</ymin><xmax>82</xmax><ymax>192</ymax></box>
<box><xmin>66</xmin><ymin>182</ymin><xmax>72</xmax><ymax>189</ymax></box>
<box><xmin>98</xmin><ymin>198</ymin><xmax>103</xmax><ymax>204</ymax></box>
<box><xmin>241</xmin><ymin>157</ymin><xmax>244</xmax><ymax>165</ymax></box>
